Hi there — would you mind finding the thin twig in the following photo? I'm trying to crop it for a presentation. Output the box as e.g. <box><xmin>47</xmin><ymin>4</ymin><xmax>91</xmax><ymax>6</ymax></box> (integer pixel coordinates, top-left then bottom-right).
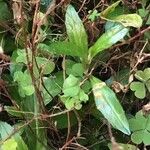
<box><xmin>74</xmin><ymin>110</ymin><xmax>81</xmax><ymax>137</ymax></box>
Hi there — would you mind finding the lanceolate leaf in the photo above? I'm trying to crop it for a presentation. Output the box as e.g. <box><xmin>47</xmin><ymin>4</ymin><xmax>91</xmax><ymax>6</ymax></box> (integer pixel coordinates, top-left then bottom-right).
<box><xmin>65</xmin><ymin>5</ymin><xmax>88</xmax><ymax>59</ymax></box>
<box><xmin>90</xmin><ymin>76</ymin><xmax>130</xmax><ymax>135</ymax></box>
<box><xmin>88</xmin><ymin>23</ymin><xmax>128</xmax><ymax>61</ymax></box>
<box><xmin>100</xmin><ymin>1</ymin><xmax>142</xmax><ymax>28</ymax></box>
<box><xmin>100</xmin><ymin>0</ymin><xmax>121</xmax><ymax>20</ymax></box>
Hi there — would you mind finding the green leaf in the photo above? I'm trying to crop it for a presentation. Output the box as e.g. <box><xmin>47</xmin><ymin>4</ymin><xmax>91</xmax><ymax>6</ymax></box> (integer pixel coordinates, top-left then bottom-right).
<box><xmin>71</xmin><ymin>63</ymin><xmax>84</xmax><ymax>77</ymax></box>
<box><xmin>88</xmin><ymin>23</ymin><xmax>128</xmax><ymax>61</ymax></box>
<box><xmin>0</xmin><ymin>1</ymin><xmax>11</xmax><ymax>21</ymax></box>
<box><xmin>131</xmin><ymin>130</ymin><xmax>143</xmax><ymax>145</ymax></box>
<box><xmin>4</xmin><ymin>106</ymin><xmax>23</xmax><ymax>118</ymax></box>
<box><xmin>16</xmin><ymin>50</ymin><xmax>27</xmax><ymax>64</ymax></box>
<box><xmin>52</xmin><ymin>111</ymin><xmax>78</xmax><ymax>129</ymax></box>
<box><xmin>63</xmin><ymin>86</ymin><xmax>80</xmax><ymax>97</ymax></box>
<box><xmin>132</xmin><ymin>126</ymin><xmax>150</xmax><ymax>145</ymax></box>
<box><xmin>91</xmin><ymin>76</ymin><xmax>130</xmax><ymax>135</ymax></box>
<box><xmin>63</xmin><ymin>75</ymin><xmax>80</xmax><ymax>97</ymax></box>
<box><xmin>130</xmin><ymin>82</ymin><xmax>146</xmax><ymax>99</ymax></box>
<box><xmin>100</xmin><ymin>1</ymin><xmax>142</xmax><ymax>28</ymax></box>
<box><xmin>88</xmin><ymin>10</ymin><xmax>100</xmax><ymax>22</ymax></box>
<box><xmin>145</xmin><ymin>80</ymin><xmax>150</xmax><ymax>92</ymax></box>
<box><xmin>40</xmin><ymin>0</ymin><xmax>53</xmax><ymax>12</ymax></box>
<box><xmin>63</xmin><ymin>74</ymin><xmax>79</xmax><ymax>89</ymax></box>
<box><xmin>129</xmin><ymin>111</ymin><xmax>150</xmax><ymax>145</ymax></box>
<box><xmin>79</xmin><ymin>89</ymin><xmax>89</xmax><ymax>102</ymax></box>
<box><xmin>114</xmin><ymin>14</ymin><xmax>142</xmax><ymax>28</ymax></box>
<box><xmin>143</xmin><ymin>130</ymin><xmax>150</xmax><ymax>145</ymax></box>
<box><xmin>0</xmin><ymin>121</ymin><xmax>28</xmax><ymax>150</ymax></box>
<box><xmin>43</xmin><ymin>74</ymin><xmax>62</xmax><ymax>105</ymax></box>
<box><xmin>38</xmin><ymin>42</ymin><xmax>80</xmax><ymax>57</ymax></box>
<box><xmin>13</xmin><ymin>71</ymin><xmax>35</xmax><ymax>97</ymax></box>
<box><xmin>65</xmin><ymin>97</ymin><xmax>75</xmax><ymax>110</ymax></box>
<box><xmin>65</xmin><ymin>5</ymin><xmax>88</xmax><ymax>58</ymax></box>
<box><xmin>129</xmin><ymin>111</ymin><xmax>147</xmax><ymax>131</ymax></box>
<box><xmin>100</xmin><ymin>1</ymin><xmax>121</xmax><ymax>20</ymax></box>
<box><xmin>35</xmin><ymin>57</ymin><xmax>55</xmax><ymax>75</ymax></box>
<box><xmin>1</xmin><ymin>138</ymin><xmax>17</xmax><ymax>150</ymax></box>
<box><xmin>65</xmin><ymin>60</ymin><xmax>76</xmax><ymax>75</ymax></box>
<box><xmin>74</xmin><ymin>103</ymin><xmax>82</xmax><ymax>110</ymax></box>
<box><xmin>135</xmin><ymin>68</ymin><xmax>150</xmax><ymax>82</ymax></box>
<box><xmin>22</xmin><ymin>85</ymin><xmax>35</xmax><ymax>96</ymax></box>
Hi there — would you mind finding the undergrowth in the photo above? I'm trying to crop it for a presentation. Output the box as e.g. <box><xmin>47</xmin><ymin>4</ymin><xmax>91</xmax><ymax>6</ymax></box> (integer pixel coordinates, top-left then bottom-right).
<box><xmin>0</xmin><ymin>0</ymin><xmax>150</xmax><ymax>150</ymax></box>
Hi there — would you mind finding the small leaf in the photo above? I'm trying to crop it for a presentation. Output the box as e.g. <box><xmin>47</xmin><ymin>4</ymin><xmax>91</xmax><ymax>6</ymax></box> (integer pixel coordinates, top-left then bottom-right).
<box><xmin>71</xmin><ymin>63</ymin><xmax>84</xmax><ymax>77</ymax></box>
<box><xmin>63</xmin><ymin>74</ymin><xmax>79</xmax><ymax>89</ymax></box>
<box><xmin>43</xmin><ymin>75</ymin><xmax>62</xmax><ymax>105</ymax></box>
<box><xmin>65</xmin><ymin>5</ymin><xmax>88</xmax><ymax>58</ymax></box>
<box><xmin>2</xmin><ymin>138</ymin><xmax>17</xmax><ymax>150</ymax></box>
<box><xmin>129</xmin><ymin>111</ymin><xmax>147</xmax><ymax>131</ymax></box>
<box><xmin>100</xmin><ymin>1</ymin><xmax>142</xmax><ymax>28</ymax></box>
<box><xmin>145</xmin><ymin>80</ymin><xmax>150</xmax><ymax>92</ymax></box>
<box><xmin>135</xmin><ymin>68</ymin><xmax>150</xmax><ymax>82</ymax></box>
<box><xmin>115</xmin><ymin>14</ymin><xmax>143</xmax><ymax>28</ymax></box>
<box><xmin>88</xmin><ymin>23</ymin><xmax>128</xmax><ymax>61</ymax></box>
<box><xmin>143</xmin><ymin>130</ymin><xmax>150</xmax><ymax>145</ymax></box>
<box><xmin>130</xmin><ymin>82</ymin><xmax>146</xmax><ymax>99</ymax></box>
<box><xmin>100</xmin><ymin>1</ymin><xmax>121</xmax><ymax>20</ymax></box>
<box><xmin>16</xmin><ymin>50</ymin><xmax>27</xmax><ymax>64</ymax></box>
<box><xmin>79</xmin><ymin>89</ymin><xmax>89</xmax><ymax>102</ymax></box>
<box><xmin>91</xmin><ymin>76</ymin><xmax>130</xmax><ymax>135</ymax></box>
<box><xmin>35</xmin><ymin>57</ymin><xmax>55</xmax><ymax>75</ymax></box>
<box><xmin>131</xmin><ymin>130</ymin><xmax>143</xmax><ymax>145</ymax></box>
<box><xmin>74</xmin><ymin>103</ymin><xmax>82</xmax><ymax>110</ymax></box>
<box><xmin>65</xmin><ymin>97</ymin><xmax>75</xmax><ymax>110</ymax></box>
<box><xmin>63</xmin><ymin>75</ymin><xmax>80</xmax><ymax>97</ymax></box>
<box><xmin>63</xmin><ymin>86</ymin><xmax>80</xmax><ymax>97</ymax></box>
<box><xmin>22</xmin><ymin>85</ymin><xmax>35</xmax><ymax>96</ymax></box>
<box><xmin>14</xmin><ymin>71</ymin><xmax>24</xmax><ymax>82</ymax></box>
<box><xmin>13</xmin><ymin>71</ymin><xmax>35</xmax><ymax>97</ymax></box>
<box><xmin>129</xmin><ymin>111</ymin><xmax>150</xmax><ymax>145</ymax></box>
<box><xmin>88</xmin><ymin>10</ymin><xmax>100</xmax><ymax>22</ymax></box>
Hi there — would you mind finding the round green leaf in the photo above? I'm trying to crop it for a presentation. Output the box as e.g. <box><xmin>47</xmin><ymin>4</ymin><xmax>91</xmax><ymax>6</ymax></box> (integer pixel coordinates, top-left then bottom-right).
<box><xmin>63</xmin><ymin>74</ymin><xmax>79</xmax><ymax>89</ymax></box>
<box><xmin>23</xmin><ymin>85</ymin><xmax>35</xmax><ymax>96</ymax></box>
<box><xmin>63</xmin><ymin>86</ymin><xmax>80</xmax><ymax>97</ymax></box>
<box><xmin>143</xmin><ymin>130</ymin><xmax>150</xmax><ymax>145</ymax></box>
<box><xmin>130</xmin><ymin>82</ymin><xmax>146</xmax><ymax>99</ymax></box>
<box><xmin>35</xmin><ymin>57</ymin><xmax>55</xmax><ymax>75</ymax></box>
<box><xmin>131</xmin><ymin>130</ymin><xmax>143</xmax><ymax>144</ymax></box>
<box><xmin>71</xmin><ymin>63</ymin><xmax>84</xmax><ymax>77</ymax></box>
<box><xmin>65</xmin><ymin>97</ymin><xmax>75</xmax><ymax>110</ymax></box>
<box><xmin>135</xmin><ymin>68</ymin><xmax>150</xmax><ymax>82</ymax></box>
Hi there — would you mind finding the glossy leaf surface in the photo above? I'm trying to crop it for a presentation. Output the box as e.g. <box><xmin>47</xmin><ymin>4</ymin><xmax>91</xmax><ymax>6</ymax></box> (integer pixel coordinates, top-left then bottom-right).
<box><xmin>91</xmin><ymin>76</ymin><xmax>130</xmax><ymax>135</ymax></box>
<box><xmin>88</xmin><ymin>23</ymin><xmax>128</xmax><ymax>61</ymax></box>
<box><xmin>65</xmin><ymin>5</ymin><xmax>88</xmax><ymax>58</ymax></box>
